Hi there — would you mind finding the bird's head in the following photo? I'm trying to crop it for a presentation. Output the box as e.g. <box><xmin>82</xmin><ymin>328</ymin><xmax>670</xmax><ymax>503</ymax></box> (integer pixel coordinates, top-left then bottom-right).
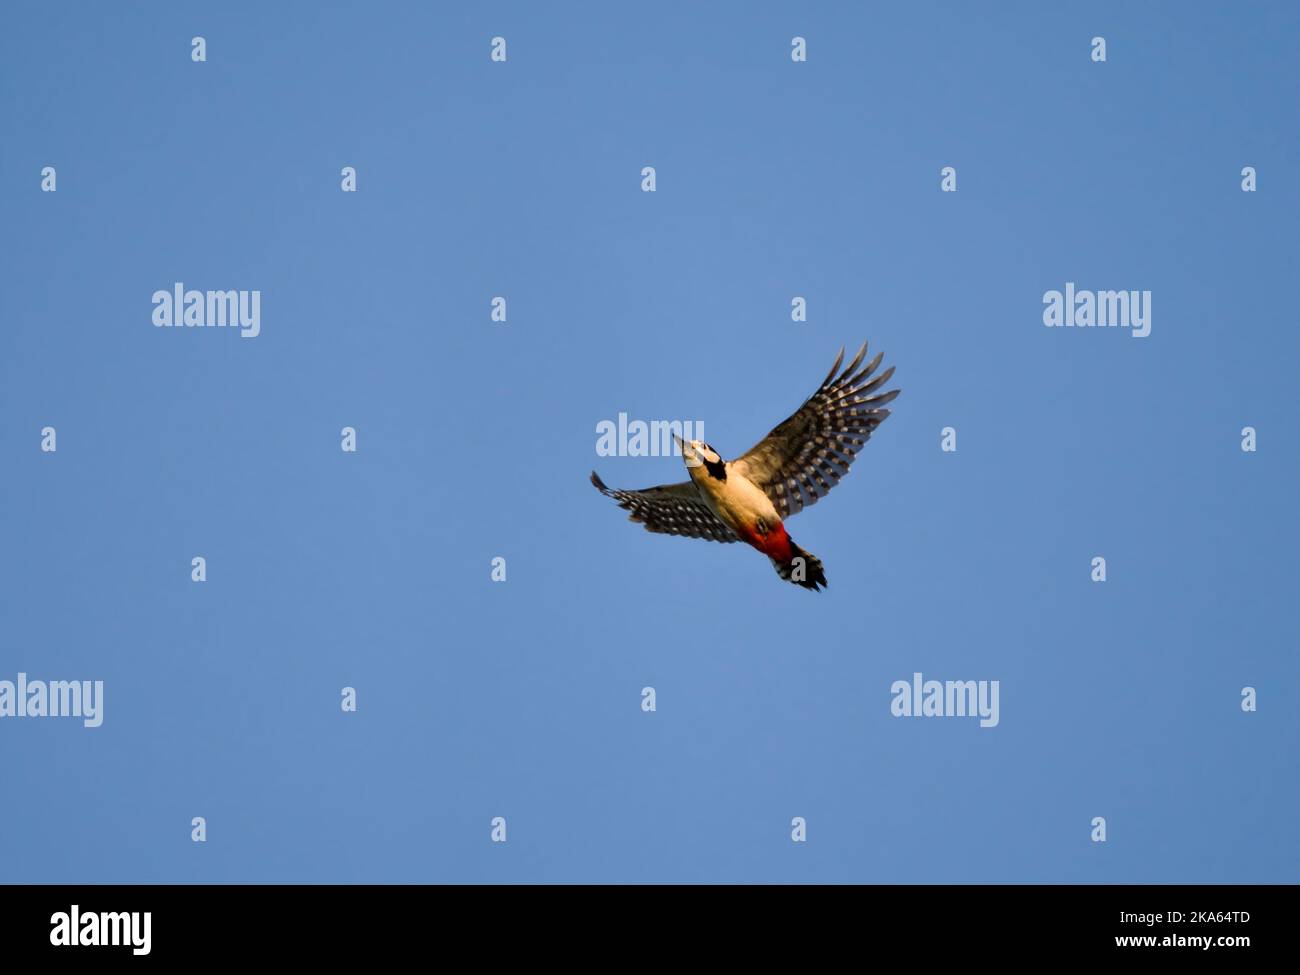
<box><xmin>676</xmin><ymin>436</ymin><xmax>725</xmax><ymax>479</ymax></box>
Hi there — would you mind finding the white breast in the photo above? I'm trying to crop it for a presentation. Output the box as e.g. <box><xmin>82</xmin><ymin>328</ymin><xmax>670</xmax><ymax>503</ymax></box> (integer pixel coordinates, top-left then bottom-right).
<box><xmin>692</xmin><ymin>464</ymin><xmax>779</xmax><ymax>533</ymax></box>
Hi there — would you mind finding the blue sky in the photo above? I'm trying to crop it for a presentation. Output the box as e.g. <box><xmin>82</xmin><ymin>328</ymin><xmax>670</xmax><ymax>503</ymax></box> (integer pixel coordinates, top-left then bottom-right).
<box><xmin>1</xmin><ymin>1</ymin><xmax>1296</xmax><ymax>883</ymax></box>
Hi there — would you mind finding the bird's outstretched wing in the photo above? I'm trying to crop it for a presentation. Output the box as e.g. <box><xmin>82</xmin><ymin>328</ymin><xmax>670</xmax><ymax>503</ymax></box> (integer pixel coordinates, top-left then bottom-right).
<box><xmin>590</xmin><ymin>472</ymin><xmax>739</xmax><ymax>543</ymax></box>
<box><xmin>729</xmin><ymin>342</ymin><xmax>899</xmax><ymax>519</ymax></box>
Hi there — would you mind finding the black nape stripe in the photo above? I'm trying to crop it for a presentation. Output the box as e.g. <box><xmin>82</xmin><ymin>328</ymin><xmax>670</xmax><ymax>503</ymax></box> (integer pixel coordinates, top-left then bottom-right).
<box><xmin>704</xmin><ymin>458</ymin><xmax>727</xmax><ymax>481</ymax></box>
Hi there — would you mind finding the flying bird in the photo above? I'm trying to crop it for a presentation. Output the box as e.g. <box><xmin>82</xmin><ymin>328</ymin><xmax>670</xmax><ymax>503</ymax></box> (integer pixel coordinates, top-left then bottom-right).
<box><xmin>591</xmin><ymin>342</ymin><xmax>899</xmax><ymax>590</ymax></box>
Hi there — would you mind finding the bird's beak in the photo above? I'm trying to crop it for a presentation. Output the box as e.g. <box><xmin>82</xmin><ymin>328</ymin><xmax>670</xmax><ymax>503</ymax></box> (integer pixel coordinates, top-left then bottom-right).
<box><xmin>676</xmin><ymin>435</ymin><xmax>701</xmax><ymax>468</ymax></box>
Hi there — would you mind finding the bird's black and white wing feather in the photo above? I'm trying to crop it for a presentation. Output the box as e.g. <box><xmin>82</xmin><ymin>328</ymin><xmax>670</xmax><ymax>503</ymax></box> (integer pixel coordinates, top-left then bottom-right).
<box><xmin>729</xmin><ymin>342</ymin><xmax>899</xmax><ymax>519</ymax></box>
<box><xmin>590</xmin><ymin>472</ymin><xmax>739</xmax><ymax>543</ymax></box>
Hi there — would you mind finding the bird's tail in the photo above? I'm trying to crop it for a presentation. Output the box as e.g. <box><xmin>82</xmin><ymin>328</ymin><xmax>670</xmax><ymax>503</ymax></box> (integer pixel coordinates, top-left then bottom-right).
<box><xmin>771</xmin><ymin>539</ymin><xmax>827</xmax><ymax>591</ymax></box>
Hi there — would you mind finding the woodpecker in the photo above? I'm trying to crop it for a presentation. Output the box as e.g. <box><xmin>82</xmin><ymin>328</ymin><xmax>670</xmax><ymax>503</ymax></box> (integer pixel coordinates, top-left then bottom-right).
<box><xmin>591</xmin><ymin>342</ymin><xmax>899</xmax><ymax>590</ymax></box>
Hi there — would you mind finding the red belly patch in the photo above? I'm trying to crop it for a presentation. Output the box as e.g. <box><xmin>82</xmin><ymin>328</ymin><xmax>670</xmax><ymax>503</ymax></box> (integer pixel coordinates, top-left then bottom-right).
<box><xmin>744</xmin><ymin>521</ymin><xmax>794</xmax><ymax>562</ymax></box>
